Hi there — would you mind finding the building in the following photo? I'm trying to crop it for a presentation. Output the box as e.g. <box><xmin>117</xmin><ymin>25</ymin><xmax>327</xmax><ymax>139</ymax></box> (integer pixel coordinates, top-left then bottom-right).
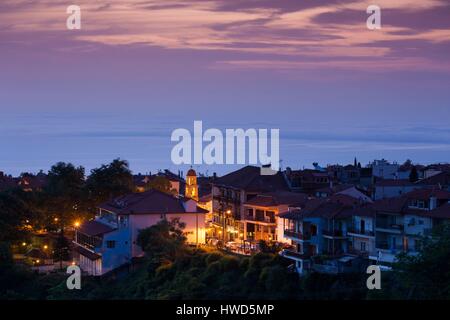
<box><xmin>369</xmin><ymin>189</ymin><xmax>450</xmax><ymax>266</ymax></box>
<box><xmin>280</xmin><ymin>194</ymin><xmax>372</xmax><ymax>274</ymax></box>
<box><xmin>373</xmin><ymin>179</ymin><xmax>418</xmax><ymax>200</ymax></box>
<box><xmin>211</xmin><ymin>165</ymin><xmax>290</xmax><ymax>243</ymax></box>
<box><xmin>369</xmin><ymin>159</ymin><xmax>400</xmax><ymax>179</ymax></box>
<box><xmin>73</xmin><ymin>189</ymin><xmax>208</xmax><ymax>276</ymax></box>
<box><xmin>243</xmin><ymin>191</ymin><xmax>309</xmax><ymax>244</ymax></box>
<box><xmin>316</xmin><ymin>184</ymin><xmax>372</xmax><ymax>203</ymax></box>
<box><xmin>285</xmin><ymin>168</ymin><xmax>331</xmax><ymax>195</ymax></box>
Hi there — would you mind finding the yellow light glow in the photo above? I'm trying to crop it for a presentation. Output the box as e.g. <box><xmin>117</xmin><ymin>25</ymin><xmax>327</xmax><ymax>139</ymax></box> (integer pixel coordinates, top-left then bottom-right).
<box><xmin>54</xmin><ymin>218</ymin><xmax>58</xmax><ymax>222</ymax></box>
<box><xmin>71</xmin><ymin>261</ymin><xmax>76</xmax><ymax>266</ymax></box>
<box><xmin>74</xmin><ymin>221</ymin><xmax>80</xmax><ymax>228</ymax></box>
<box><xmin>22</xmin><ymin>242</ymin><xmax>27</xmax><ymax>246</ymax></box>
<box><xmin>36</xmin><ymin>260</ymin><xmax>40</xmax><ymax>264</ymax></box>
<box><xmin>226</xmin><ymin>210</ymin><xmax>231</xmax><ymax>214</ymax></box>
<box><xmin>43</xmin><ymin>245</ymin><xmax>48</xmax><ymax>250</ymax></box>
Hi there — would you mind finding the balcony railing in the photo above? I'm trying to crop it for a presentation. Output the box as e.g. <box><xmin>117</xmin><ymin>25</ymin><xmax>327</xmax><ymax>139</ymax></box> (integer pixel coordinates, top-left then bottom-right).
<box><xmin>245</xmin><ymin>215</ymin><xmax>276</xmax><ymax>224</ymax></box>
<box><xmin>376</xmin><ymin>242</ymin><xmax>404</xmax><ymax>253</ymax></box>
<box><xmin>376</xmin><ymin>221</ymin><xmax>404</xmax><ymax>231</ymax></box>
<box><xmin>280</xmin><ymin>249</ymin><xmax>311</xmax><ymax>260</ymax></box>
<box><xmin>347</xmin><ymin>248</ymin><xmax>369</xmax><ymax>257</ymax></box>
<box><xmin>284</xmin><ymin>229</ymin><xmax>311</xmax><ymax>240</ymax></box>
<box><xmin>322</xmin><ymin>229</ymin><xmax>346</xmax><ymax>238</ymax></box>
<box><xmin>347</xmin><ymin>227</ymin><xmax>375</xmax><ymax>237</ymax></box>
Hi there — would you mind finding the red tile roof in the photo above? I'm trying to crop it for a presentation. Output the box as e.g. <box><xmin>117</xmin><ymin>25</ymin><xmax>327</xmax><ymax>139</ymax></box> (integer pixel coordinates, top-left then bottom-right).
<box><xmin>213</xmin><ymin>165</ymin><xmax>290</xmax><ymax>192</ymax></box>
<box><xmin>429</xmin><ymin>203</ymin><xmax>450</xmax><ymax>219</ymax></box>
<box><xmin>79</xmin><ymin>220</ymin><xmax>116</xmax><ymax>236</ymax></box>
<box><xmin>74</xmin><ymin>244</ymin><xmax>101</xmax><ymax>261</ymax></box>
<box><xmin>99</xmin><ymin>189</ymin><xmax>207</xmax><ymax>215</ymax></box>
<box><xmin>244</xmin><ymin>191</ymin><xmax>309</xmax><ymax>207</ymax></box>
<box><xmin>375</xmin><ymin>179</ymin><xmax>414</xmax><ymax>187</ymax></box>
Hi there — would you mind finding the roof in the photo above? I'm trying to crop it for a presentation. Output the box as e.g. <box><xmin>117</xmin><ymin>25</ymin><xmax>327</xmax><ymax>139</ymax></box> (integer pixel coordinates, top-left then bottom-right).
<box><xmin>375</xmin><ymin>179</ymin><xmax>414</xmax><ymax>187</ymax></box>
<box><xmin>429</xmin><ymin>203</ymin><xmax>450</xmax><ymax>219</ymax></box>
<box><xmin>99</xmin><ymin>189</ymin><xmax>208</xmax><ymax>215</ymax></box>
<box><xmin>244</xmin><ymin>191</ymin><xmax>309</xmax><ymax>207</ymax></box>
<box><xmin>187</xmin><ymin>168</ymin><xmax>197</xmax><ymax>177</ymax></box>
<box><xmin>74</xmin><ymin>245</ymin><xmax>101</xmax><ymax>261</ymax></box>
<box><xmin>316</xmin><ymin>184</ymin><xmax>354</xmax><ymax>195</ymax></box>
<box><xmin>213</xmin><ymin>165</ymin><xmax>289</xmax><ymax>192</ymax></box>
<box><xmin>404</xmin><ymin>188</ymin><xmax>450</xmax><ymax>201</ymax></box>
<box><xmin>79</xmin><ymin>220</ymin><xmax>116</xmax><ymax>236</ymax></box>
<box><xmin>416</xmin><ymin>172</ymin><xmax>450</xmax><ymax>186</ymax></box>
<box><xmin>25</xmin><ymin>248</ymin><xmax>49</xmax><ymax>259</ymax></box>
<box><xmin>279</xmin><ymin>209</ymin><xmax>305</xmax><ymax>220</ymax></box>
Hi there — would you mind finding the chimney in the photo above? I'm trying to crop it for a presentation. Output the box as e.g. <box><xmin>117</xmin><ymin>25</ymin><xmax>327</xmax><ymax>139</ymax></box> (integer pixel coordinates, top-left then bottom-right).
<box><xmin>213</xmin><ymin>172</ymin><xmax>217</xmax><ymax>180</ymax></box>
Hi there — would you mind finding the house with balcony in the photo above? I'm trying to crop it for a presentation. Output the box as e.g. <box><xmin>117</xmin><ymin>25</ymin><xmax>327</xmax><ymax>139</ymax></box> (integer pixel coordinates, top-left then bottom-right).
<box><xmin>342</xmin><ymin>205</ymin><xmax>376</xmax><ymax>257</ymax></box>
<box><xmin>211</xmin><ymin>166</ymin><xmax>290</xmax><ymax>244</ymax></box>
<box><xmin>280</xmin><ymin>194</ymin><xmax>371</xmax><ymax>274</ymax></box>
<box><xmin>370</xmin><ymin>189</ymin><xmax>450</xmax><ymax>266</ymax></box>
<box><xmin>243</xmin><ymin>191</ymin><xmax>309</xmax><ymax>244</ymax></box>
<box><xmin>73</xmin><ymin>189</ymin><xmax>208</xmax><ymax>276</ymax></box>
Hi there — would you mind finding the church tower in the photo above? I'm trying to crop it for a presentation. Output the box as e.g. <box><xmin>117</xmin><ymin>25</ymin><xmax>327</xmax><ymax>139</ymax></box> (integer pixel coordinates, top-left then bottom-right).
<box><xmin>185</xmin><ymin>168</ymin><xmax>199</xmax><ymax>201</ymax></box>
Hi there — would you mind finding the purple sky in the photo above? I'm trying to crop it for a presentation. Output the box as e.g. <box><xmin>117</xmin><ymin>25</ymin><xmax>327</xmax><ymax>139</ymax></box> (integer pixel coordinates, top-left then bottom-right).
<box><xmin>1</xmin><ymin>0</ymin><xmax>450</xmax><ymax>176</ymax></box>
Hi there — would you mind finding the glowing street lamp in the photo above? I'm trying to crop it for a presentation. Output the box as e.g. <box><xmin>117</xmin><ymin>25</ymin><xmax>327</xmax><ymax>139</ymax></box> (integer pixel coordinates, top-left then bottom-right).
<box><xmin>43</xmin><ymin>245</ymin><xmax>48</xmax><ymax>250</ymax></box>
<box><xmin>74</xmin><ymin>221</ymin><xmax>80</xmax><ymax>228</ymax></box>
<box><xmin>22</xmin><ymin>242</ymin><xmax>27</xmax><ymax>247</ymax></box>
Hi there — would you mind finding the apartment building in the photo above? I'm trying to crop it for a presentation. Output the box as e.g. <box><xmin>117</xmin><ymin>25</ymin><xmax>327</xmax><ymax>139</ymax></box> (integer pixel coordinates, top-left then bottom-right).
<box><xmin>280</xmin><ymin>194</ymin><xmax>371</xmax><ymax>274</ymax></box>
<box><xmin>211</xmin><ymin>166</ymin><xmax>290</xmax><ymax>244</ymax></box>
<box><xmin>243</xmin><ymin>191</ymin><xmax>309</xmax><ymax>244</ymax></box>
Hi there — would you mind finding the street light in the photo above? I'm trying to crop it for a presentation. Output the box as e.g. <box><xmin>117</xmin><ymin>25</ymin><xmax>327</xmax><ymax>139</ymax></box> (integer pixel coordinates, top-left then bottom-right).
<box><xmin>74</xmin><ymin>221</ymin><xmax>80</xmax><ymax>228</ymax></box>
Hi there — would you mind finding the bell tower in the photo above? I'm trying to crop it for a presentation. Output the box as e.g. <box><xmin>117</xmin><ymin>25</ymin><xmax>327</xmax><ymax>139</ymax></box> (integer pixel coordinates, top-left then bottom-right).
<box><xmin>185</xmin><ymin>168</ymin><xmax>199</xmax><ymax>201</ymax></box>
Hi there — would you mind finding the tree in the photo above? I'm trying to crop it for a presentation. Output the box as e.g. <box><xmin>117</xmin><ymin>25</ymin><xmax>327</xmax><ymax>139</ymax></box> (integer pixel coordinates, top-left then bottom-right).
<box><xmin>45</xmin><ymin>162</ymin><xmax>85</xmax><ymax>229</ymax></box>
<box><xmin>392</xmin><ymin>223</ymin><xmax>450</xmax><ymax>299</ymax></box>
<box><xmin>0</xmin><ymin>191</ymin><xmax>30</xmax><ymax>242</ymax></box>
<box><xmin>144</xmin><ymin>176</ymin><xmax>177</xmax><ymax>195</ymax></box>
<box><xmin>409</xmin><ymin>166</ymin><xmax>419</xmax><ymax>182</ymax></box>
<box><xmin>53</xmin><ymin>233</ymin><xmax>71</xmax><ymax>266</ymax></box>
<box><xmin>86</xmin><ymin>158</ymin><xmax>134</xmax><ymax>209</ymax></box>
<box><xmin>137</xmin><ymin>218</ymin><xmax>187</xmax><ymax>266</ymax></box>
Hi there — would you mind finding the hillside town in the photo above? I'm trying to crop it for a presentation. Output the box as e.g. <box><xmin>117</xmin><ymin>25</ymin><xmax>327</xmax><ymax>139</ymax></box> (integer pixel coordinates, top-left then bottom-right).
<box><xmin>1</xmin><ymin>158</ymin><xmax>449</xmax><ymax>280</ymax></box>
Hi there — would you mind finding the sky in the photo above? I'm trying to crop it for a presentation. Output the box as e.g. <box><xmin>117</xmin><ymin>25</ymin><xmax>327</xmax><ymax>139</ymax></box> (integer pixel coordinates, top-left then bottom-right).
<box><xmin>1</xmin><ymin>0</ymin><xmax>450</xmax><ymax>176</ymax></box>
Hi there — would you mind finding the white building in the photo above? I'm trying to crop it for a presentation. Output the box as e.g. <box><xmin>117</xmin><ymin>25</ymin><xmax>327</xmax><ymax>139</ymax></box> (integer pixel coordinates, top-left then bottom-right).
<box><xmin>369</xmin><ymin>159</ymin><xmax>399</xmax><ymax>179</ymax></box>
<box><xmin>73</xmin><ymin>189</ymin><xmax>207</xmax><ymax>276</ymax></box>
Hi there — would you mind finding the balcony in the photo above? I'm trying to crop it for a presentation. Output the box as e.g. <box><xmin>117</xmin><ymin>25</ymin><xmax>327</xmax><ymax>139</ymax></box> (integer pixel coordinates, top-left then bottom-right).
<box><xmin>347</xmin><ymin>227</ymin><xmax>375</xmax><ymax>237</ymax></box>
<box><xmin>245</xmin><ymin>215</ymin><xmax>276</xmax><ymax>224</ymax></box>
<box><xmin>284</xmin><ymin>229</ymin><xmax>311</xmax><ymax>240</ymax></box>
<box><xmin>347</xmin><ymin>248</ymin><xmax>369</xmax><ymax>257</ymax></box>
<box><xmin>280</xmin><ymin>249</ymin><xmax>311</xmax><ymax>261</ymax></box>
<box><xmin>322</xmin><ymin>229</ymin><xmax>347</xmax><ymax>239</ymax></box>
<box><xmin>375</xmin><ymin>222</ymin><xmax>404</xmax><ymax>234</ymax></box>
<box><xmin>375</xmin><ymin>242</ymin><xmax>404</xmax><ymax>254</ymax></box>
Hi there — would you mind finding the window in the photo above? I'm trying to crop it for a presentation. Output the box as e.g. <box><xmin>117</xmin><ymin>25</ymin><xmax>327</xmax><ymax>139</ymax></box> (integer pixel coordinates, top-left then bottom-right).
<box><xmin>106</xmin><ymin>240</ymin><xmax>116</xmax><ymax>249</ymax></box>
<box><xmin>310</xmin><ymin>224</ymin><xmax>318</xmax><ymax>236</ymax></box>
<box><xmin>360</xmin><ymin>242</ymin><xmax>366</xmax><ymax>252</ymax></box>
